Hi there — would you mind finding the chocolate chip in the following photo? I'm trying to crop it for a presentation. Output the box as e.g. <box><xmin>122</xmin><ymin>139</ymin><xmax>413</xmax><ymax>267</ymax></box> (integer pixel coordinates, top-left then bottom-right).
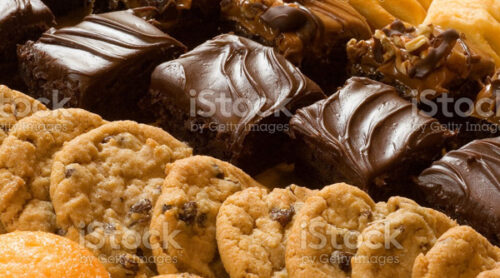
<box><xmin>197</xmin><ymin>213</ymin><xmax>207</xmax><ymax>227</ymax></box>
<box><xmin>270</xmin><ymin>207</ymin><xmax>295</xmax><ymax>227</ymax></box>
<box><xmin>65</xmin><ymin>168</ymin><xmax>75</xmax><ymax>178</ymax></box>
<box><xmin>130</xmin><ymin>199</ymin><xmax>152</xmax><ymax>214</ymax></box>
<box><xmin>212</xmin><ymin>164</ymin><xmax>224</xmax><ymax>179</ymax></box>
<box><xmin>162</xmin><ymin>204</ymin><xmax>173</xmax><ymax>213</ymax></box>
<box><xmin>118</xmin><ymin>255</ymin><xmax>139</xmax><ymax>272</ymax></box>
<box><xmin>260</xmin><ymin>5</ymin><xmax>308</xmax><ymax>32</ymax></box>
<box><xmin>178</xmin><ymin>201</ymin><xmax>197</xmax><ymax>224</ymax></box>
<box><xmin>330</xmin><ymin>251</ymin><xmax>354</xmax><ymax>272</ymax></box>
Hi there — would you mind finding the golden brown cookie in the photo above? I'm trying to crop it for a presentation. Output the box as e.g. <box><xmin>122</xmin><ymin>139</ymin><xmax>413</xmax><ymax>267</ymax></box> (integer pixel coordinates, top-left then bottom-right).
<box><xmin>285</xmin><ymin>183</ymin><xmax>381</xmax><ymax>278</ymax></box>
<box><xmin>351</xmin><ymin>198</ymin><xmax>457</xmax><ymax>278</ymax></box>
<box><xmin>0</xmin><ymin>85</ymin><xmax>47</xmax><ymax>144</ymax></box>
<box><xmin>0</xmin><ymin>109</ymin><xmax>104</xmax><ymax>233</ymax></box>
<box><xmin>216</xmin><ymin>185</ymin><xmax>315</xmax><ymax>278</ymax></box>
<box><xmin>149</xmin><ymin>156</ymin><xmax>263</xmax><ymax>278</ymax></box>
<box><xmin>478</xmin><ymin>264</ymin><xmax>500</xmax><ymax>278</ymax></box>
<box><xmin>50</xmin><ymin>121</ymin><xmax>192</xmax><ymax>278</ymax></box>
<box><xmin>412</xmin><ymin>226</ymin><xmax>500</xmax><ymax>278</ymax></box>
<box><xmin>424</xmin><ymin>0</ymin><xmax>500</xmax><ymax>66</ymax></box>
<box><xmin>347</xmin><ymin>0</ymin><xmax>430</xmax><ymax>29</ymax></box>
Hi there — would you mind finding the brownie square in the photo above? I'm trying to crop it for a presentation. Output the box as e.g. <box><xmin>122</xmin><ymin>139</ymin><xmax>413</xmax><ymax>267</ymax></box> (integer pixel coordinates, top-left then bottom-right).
<box><xmin>417</xmin><ymin>137</ymin><xmax>500</xmax><ymax>244</ymax></box>
<box><xmin>41</xmin><ymin>0</ymin><xmax>92</xmax><ymax>16</ymax></box>
<box><xmin>0</xmin><ymin>0</ymin><xmax>55</xmax><ymax>89</ymax></box>
<box><xmin>220</xmin><ymin>0</ymin><xmax>372</xmax><ymax>92</ymax></box>
<box><xmin>17</xmin><ymin>9</ymin><xmax>186</xmax><ymax>120</ymax></box>
<box><xmin>147</xmin><ymin>34</ymin><xmax>326</xmax><ymax>174</ymax></box>
<box><xmin>289</xmin><ymin>77</ymin><xmax>454</xmax><ymax>199</ymax></box>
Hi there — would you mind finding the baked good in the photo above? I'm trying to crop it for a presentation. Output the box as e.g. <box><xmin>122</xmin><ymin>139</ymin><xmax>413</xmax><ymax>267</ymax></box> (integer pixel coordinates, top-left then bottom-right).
<box><xmin>216</xmin><ymin>185</ymin><xmax>315</xmax><ymax>278</ymax></box>
<box><xmin>148</xmin><ymin>34</ymin><xmax>325</xmax><ymax>174</ymax></box>
<box><xmin>151</xmin><ymin>274</ymin><xmax>202</xmax><ymax>278</ymax></box>
<box><xmin>0</xmin><ymin>85</ymin><xmax>47</xmax><ymax>144</ymax></box>
<box><xmin>0</xmin><ymin>0</ymin><xmax>55</xmax><ymax>89</ymax></box>
<box><xmin>412</xmin><ymin>226</ymin><xmax>500</xmax><ymax>278</ymax></box>
<box><xmin>50</xmin><ymin>121</ymin><xmax>192</xmax><ymax>278</ymax></box>
<box><xmin>289</xmin><ymin>77</ymin><xmax>453</xmax><ymax>198</ymax></box>
<box><xmin>351</xmin><ymin>198</ymin><xmax>456</xmax><ymax>278</ymax></box>
<box><xmin>17</xmin><ymin>10</ymin><xmax>186</xmax><ymax>121</ymax></box>
<box><xmin>417</xmin><ymin>137</ymin><xmax>500</xmax><ymax>244</ymax></box>
<box><xmin>347</xmin><ymin>0</ymin><xmax>430</xmax><ymax>30</ymax></box>
<box><xmin>424</xmin><ymin>0</ymin><xmax>500</xmax><ymax>67</ymax></box>
<box><xmin>285</xmin><ymin>183</ymin><xmax>381</xmax><ymax>278</ymax></box>
<box><xmin>149</xmin><ymin>156</ymin><xmax>263</xmax><ymax>278</ymax></box>
<box><xmin>220</xmin><ymin>0</ymin><xmax>371</xmax><ymax>91</ymax></box>
<box><xmin>474</xmin><ymin>70</ymin><xmax>500</xmax><ymax>125</ymax></box>
<box><xmin>478</xmin><ymin>264</ymin><xmax>500</xmax><ymax>278</ymax></box>
<box><xmin>0</xmin><ymin>231</ymin><xmax>109</xmax><ymax>277</ymax></box>
<box><xmin>347</xmin><ymin>21</ymin><xmax>495</xmax><ymax>100</ymax></box>
<box><xmin>0</xmin><ymin>108</ymin><xmax>104</xmax><ymax>233</ymax></box>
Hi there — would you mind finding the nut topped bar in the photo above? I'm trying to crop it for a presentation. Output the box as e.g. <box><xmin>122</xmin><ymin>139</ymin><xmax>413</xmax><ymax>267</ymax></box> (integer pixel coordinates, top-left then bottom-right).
<box><xmin>290</xmin><ymin>77</ymin><xmax>454</xmax><ymax>198</ymax></box>
<box><xmin>17</xmin><ymin>9</ymin><xmax>186</xmax><ymax>120</ymax></box>
<box><xmin>148</xmin><ymin>34</ymin><xmax>325</xmax><ymax>174</ymax></box>
<box><xmin>347</xmin><ymin>20</ymin><xmax>495</xmax><ymax>100</ymax></box>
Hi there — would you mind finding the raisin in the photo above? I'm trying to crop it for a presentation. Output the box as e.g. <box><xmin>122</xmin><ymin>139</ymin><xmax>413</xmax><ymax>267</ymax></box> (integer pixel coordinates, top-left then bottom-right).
<box><xmin>178</xmin><ymin>201</ymin><xmax>197</xmax><ymax>224</ymax></box>
<box><xmin>130</xmin><ymin>199</ymin><xmax>152</xmax><ymax>214</ymax></box>
<box><xmin>65</xmin><ymin>168</ymin><xmax>75</xmax><ymax>178</ymax></box>
<box><xmin>270</xmin><ymin>207</ymin><xmax>295</xmax><ymax>227</ymax></box>
<box><xmin>330</xmin><ymin>251</ymin><xmax>354</xmax><ymax>272</ymax></box>
<box><xmin>118</xmin><ymin>255</ymin><xmax>139</xmax><ymax>272</ymax></box>
<box><xmin>162</xmin><ymin>204</ymin><xmax>173</xmax><ymax>213</ymax></box>
<box><xmin>197</xmin><ymin>213</ymin><xmax>207</xmax><ymax>227</ymax></box>
<box><xmin>212</xmin><ymin>164</ymin><xmax>224</xmax><ymax>179</ymax></box>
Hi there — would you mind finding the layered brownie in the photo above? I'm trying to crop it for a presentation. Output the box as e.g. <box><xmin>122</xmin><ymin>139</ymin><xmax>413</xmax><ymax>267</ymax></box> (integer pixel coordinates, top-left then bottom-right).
<box><xmin>0</xmin><ymin>0</ymin><xmax>55</xmax><ymax>89</ymax></box>
<box><xmin>289</xmin><ymin>77</ymin><xmax>454</xmax><ymax>199</ymax></box>
<box><xmin>417</xmin><ymin>137</ymin><xmax>500</xmax><ymax>244</ymax></box>
<box><xmin>220</xmin><ymin>0</ymin><xmax>372</xmax><ymax>91</ymax></box>
<box><xmin>347</xmin><ymin>20</ymin><xmax>495</xmax><ymax>100</ymax></box>
<box><xmin>148</xmin><ymin>34</ymin><xmax>326</xmax><ymax>174</ymax></box>
<box><xmin>18</xmin><ymin>9</ymin><xmax>186</xmax><ymax>120</ymax></box>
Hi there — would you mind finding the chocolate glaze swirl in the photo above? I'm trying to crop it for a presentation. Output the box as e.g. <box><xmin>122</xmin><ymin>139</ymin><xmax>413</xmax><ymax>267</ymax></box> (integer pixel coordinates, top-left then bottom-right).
<box><xmin>36</xmin><ymin>10</ymin><xmax>185</xmax><ymax>76</ymax></box>
<box><xmin>290</xmin><ymin>77</ymin><xmax>452</xmax><ymax>188</ymax></box>
<box><xmin>150</xmin><ymin>34</ymin><xmax>325</xmax><ymax>159</ymax></box>
<box><xmin>418</xmin><ymin>137</ymin><xmax>500</xmax><ymax>242</ymax></box>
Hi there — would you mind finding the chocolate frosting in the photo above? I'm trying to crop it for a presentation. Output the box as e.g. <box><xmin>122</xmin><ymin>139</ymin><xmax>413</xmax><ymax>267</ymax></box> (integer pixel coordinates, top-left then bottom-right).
<box><xmin>0</xmin><ymin>0</ymin><xmax>54</xmax><ymax>26</ymax></box>
<box><xmin>150</xmin><ymin>34</ymin><xmax>325</xmax><ymax>160</ymax></box>
<box><xmin>418</xmin><ymin>137</ymin><xmax>500</xmax><ymax>242</ymax></box>
<box><xmin>221</xmin><ymin>0</ymin><xmax>371</xmax><ymax>64</ymax></box>
<box><xmin>290</xmin><ymin>77</ymin><xmax>452</xmax><ymax>187</ymax></box>
<box><xmin>30</xmin><ymin>10</ymin><xmax>185</xmax><ymax>104</ymax></box>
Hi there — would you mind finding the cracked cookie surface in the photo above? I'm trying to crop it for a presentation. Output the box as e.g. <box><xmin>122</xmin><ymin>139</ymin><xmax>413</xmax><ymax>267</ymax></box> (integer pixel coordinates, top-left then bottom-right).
<box><xmin>0</xmin><ymin>109</ymin><xmax>104</xmax><ymax>233</ymax></box>
<box><xmin>351</xmin><ymin>197</ymin><xmax>456</xmax><ymax>278</ymax></box>
<box><xmin>149</xmin><ymin>156</ymin><xmax>263</xmax><ymax>278</ymax></box>
<box><xmin>412</xmin><ymin>226</ymin><xmax>500</xmax><ymax>278</ymax></box>
<box><xmin>216</xmin><ymin>185</ymin><xmax>315</xmax><ymax>278</ymax></box>
<box><xmin>50</xmin><ymin>121</ymin><xmax>192</xmax><ymax>278</ymax></box>
<box><xmin>285</xmin><ymin>183</ymin><xmax>381</xmax><ymax>278</ymax></box>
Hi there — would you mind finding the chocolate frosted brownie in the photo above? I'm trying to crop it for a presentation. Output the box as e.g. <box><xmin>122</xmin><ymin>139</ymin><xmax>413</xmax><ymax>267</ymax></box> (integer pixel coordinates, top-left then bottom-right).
<box><xmin>148</xmin><ymin>34</ymin><xmax>325</xmax><ymax>174</ymax></box>
<box><xmin>290</xmin><ymin>77</ymin><xmax>454</xmax><ymax>198</ymax></box>
<box><xmin>41</xmin><ymin>0</ymin><xmax>92</xmax><ymax>16</ymax></box>
<box><xmin>18</xmin><ymin>9</ymin><xmax>186</xmax><ymax>121</ymax></box>
<box><xmin>221</xmin><ymin>0</ymin><xmax>372</xmax><ymax>91</ymax></box>
<box><xmin>0</xmin><ymin>0</ymin><xmax>55</xmax><ymax>89</ymax></box>
<box><xmin>347</xmin><ymin>20</ymin><xmax>495</xmax><ymax>101</ymax></box>
<box><xmin>417</xmin><ymin>137</ymin><xmax>500</xmax><ymax>244</ymax></box>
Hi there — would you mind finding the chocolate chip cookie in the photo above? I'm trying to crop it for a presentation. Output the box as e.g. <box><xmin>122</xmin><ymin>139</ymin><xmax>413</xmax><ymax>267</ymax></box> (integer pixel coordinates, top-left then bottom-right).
<box><xmin>50</xmin><ymin>121</ymin><xmax>192</xmax><ymax>278</ymax></box>
<box><xmin>216</xmin><ymin>185</ymin><xmax>315</xmax><ymax>278</ymax></box>
<box><xmin>285</xmin><ymin>183</ymin><xmax>381</xmax><ymax>278</ymax></box>
<box><xmin>149</xmin><ymin>156</ymin><xmax>263</xmax><ymax>278</ymax></box>
<box><xmin>0</xmin><ymin>85</ymin><xmax>47</xmax><ymax>144</ymax></box>
<box><xmin>351</xmin><ymin>198</ymin><xmax>457</xmax><ymax>278</ymax></box>
<box><xmin>412</xmin><ymin>226</ymin><xmax>500</xmax><ymax>278</ymax></box>
<box><xmin>0</xmin><ymin>108</ymin><xmax>104</xmax><ymax>233</ymax></box>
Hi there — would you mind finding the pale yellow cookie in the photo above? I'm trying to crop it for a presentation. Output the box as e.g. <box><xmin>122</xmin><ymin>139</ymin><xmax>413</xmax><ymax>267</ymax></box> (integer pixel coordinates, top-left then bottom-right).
<box><xmin>412</xmin><ymin>226</ymin><xmax>500</xmax><ymax>278</ymax></box>
<box><xmin>347</xmin><ymin>0</ymin><xmax>430</xmax><ymax>29</ymax></box>
<box><xmin>149</xmin><ymin>156</ymin><xmax>263</xmax><ymax>278</ymax></box>
<box><xmin>424</xmin><ymin>0</ymin><xmax>500</xmax><ymax>66</ymax></box>
<box><xmin>0</xmin><ymin>109</ymin><xmax>104</xmax><ymax>233</ymax></box>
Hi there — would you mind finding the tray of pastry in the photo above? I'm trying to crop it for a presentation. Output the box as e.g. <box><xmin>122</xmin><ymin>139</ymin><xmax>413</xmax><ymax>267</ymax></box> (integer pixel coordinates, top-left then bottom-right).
<box><xmin>0</xmin><ymin>0</ymin><xmax>499</xmax><ymax>277</ymax></box>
